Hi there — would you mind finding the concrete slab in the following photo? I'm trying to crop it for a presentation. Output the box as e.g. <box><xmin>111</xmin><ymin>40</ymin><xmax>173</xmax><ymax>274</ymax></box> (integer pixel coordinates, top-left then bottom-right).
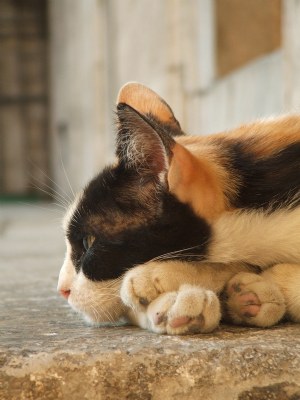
<box><xmin>1</xmin><ymin>204</ymin><xmax>300</xmax><ymax>400</ymax></box>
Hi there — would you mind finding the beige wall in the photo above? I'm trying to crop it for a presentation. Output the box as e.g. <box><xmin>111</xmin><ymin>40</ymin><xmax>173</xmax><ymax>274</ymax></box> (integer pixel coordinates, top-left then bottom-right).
<box><xmin>283</xmin><ymin>0</ymin><xmax>300</xmax><ymax>109</ymax></box>
<box><xmin>49</xmin><ymin>0</ymin><xmax>298</xmax><ymax>195</ymax></box>
<box><xmin>49</xmin><ymin>0</ymin><xmax>109</xmax><ymax>194</ymax></box>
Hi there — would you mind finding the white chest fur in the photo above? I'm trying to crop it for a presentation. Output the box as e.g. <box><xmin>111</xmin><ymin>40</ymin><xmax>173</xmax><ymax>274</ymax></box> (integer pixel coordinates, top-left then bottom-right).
<box><xmin>208</xmin><ymin>207</ymin><xmax>300</xmax><ymax>268</ymax></box>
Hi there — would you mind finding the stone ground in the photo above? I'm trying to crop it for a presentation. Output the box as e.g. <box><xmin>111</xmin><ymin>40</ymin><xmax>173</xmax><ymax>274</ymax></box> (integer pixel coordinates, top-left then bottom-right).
<box><xmin>0</xmin><ymin>204</ymin><xmax>300</xmax><ymax>400</ymax></box>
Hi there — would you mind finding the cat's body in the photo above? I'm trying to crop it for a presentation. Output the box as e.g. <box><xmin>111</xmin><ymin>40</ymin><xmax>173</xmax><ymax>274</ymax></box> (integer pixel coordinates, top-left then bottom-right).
<box><xmin>58</xmin><ymin>83</ymin><xmax>300</xmax><ymax>334</ymax></box>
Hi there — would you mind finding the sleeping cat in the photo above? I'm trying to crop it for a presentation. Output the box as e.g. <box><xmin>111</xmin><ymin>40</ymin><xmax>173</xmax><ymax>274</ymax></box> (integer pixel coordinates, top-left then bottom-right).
<box><xmin>58</xmin><ymin>82</ymin><xmax>300</xmax><ymax>335</ymax></box>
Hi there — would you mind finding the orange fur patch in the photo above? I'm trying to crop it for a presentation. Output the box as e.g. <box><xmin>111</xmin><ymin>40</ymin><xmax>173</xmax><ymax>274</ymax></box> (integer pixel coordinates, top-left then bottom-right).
<box><xmin>168</xmin><ymin>143</ymin><xmax>229</xmax><ymax>221</ymax></box>
<box><xmin>117</xmin><ymin>82</ymin><xmax>180</xmax><ymax>129</ymax></box>
<box><xmin>168</xmin><ymin>115</ymin><xmax>300</xmax><ymax>221</ymax></box>
<box><xmin>211</xmin><ymin>115</ymin><xmax>300</xmax><ymax>157</ymax></box>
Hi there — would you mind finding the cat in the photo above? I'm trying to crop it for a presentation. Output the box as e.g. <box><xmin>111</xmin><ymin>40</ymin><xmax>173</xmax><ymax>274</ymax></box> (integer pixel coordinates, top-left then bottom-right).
<box><xmin>57</xmin><ymin>82</ymin><xmax>300</xmax><ymax>335</ymax></box>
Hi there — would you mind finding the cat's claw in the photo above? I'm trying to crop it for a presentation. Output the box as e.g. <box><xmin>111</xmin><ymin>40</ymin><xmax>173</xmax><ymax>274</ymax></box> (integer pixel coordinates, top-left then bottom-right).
<box><xmin>146</xmin><ymin>285</ymin><xmax>221</xmax><ymax>335</ymax></box>
<box><xmin>225</xmin><ymin>272</ymin><xmax>286</xmax><ymax>327</ymax></box>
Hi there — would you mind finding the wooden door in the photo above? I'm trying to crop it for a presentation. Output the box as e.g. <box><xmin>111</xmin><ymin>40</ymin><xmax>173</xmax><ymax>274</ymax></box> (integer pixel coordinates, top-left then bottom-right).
<box><xmin>0</xmin><ymin>0</ymin><xmax>49</xmax><ymax>199</ymax></box>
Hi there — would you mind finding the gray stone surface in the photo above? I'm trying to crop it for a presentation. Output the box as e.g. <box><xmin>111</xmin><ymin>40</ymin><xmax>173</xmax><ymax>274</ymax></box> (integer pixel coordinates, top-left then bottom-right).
<box><xmin>1</xmin><ymin>204</ymin><xmax>300</xmax><ymax>400</ymax></box>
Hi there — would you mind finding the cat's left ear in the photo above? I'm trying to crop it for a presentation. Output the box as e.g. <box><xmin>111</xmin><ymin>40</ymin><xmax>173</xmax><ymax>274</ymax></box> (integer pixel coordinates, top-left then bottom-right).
<box><xmin>117</xmin><ymin>82</ymin><xmax>182</xmax><ymax>136</ymax></box>
<box><xmin>116</xmin><ymin>83</ymin><xmax>182</xmax><ymax>183</ymax></box>
<box><xmin>116</xmin><ymin>102</ymin><xmax>174</xmax><ymax>183</ymax></box>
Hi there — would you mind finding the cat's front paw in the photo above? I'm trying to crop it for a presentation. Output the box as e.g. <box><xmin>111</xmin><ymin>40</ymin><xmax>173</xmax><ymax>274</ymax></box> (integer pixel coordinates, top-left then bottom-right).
<box><xmin>120</xmin><ymin>264</ymin><xmax>164</xmax><ymax>310</ymax></box>
<box><xmin>224</xmin><ymin>272</ymin><xmax>286</xmax><ymax>327</ymax></box>
<box><xmin>147</xmin><ymin>284</ymin><xmax>221</xmax><ymax>335</ymax></box>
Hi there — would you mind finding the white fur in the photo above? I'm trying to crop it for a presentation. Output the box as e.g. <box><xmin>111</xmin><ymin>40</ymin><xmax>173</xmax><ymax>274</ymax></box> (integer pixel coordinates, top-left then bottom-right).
<box><xmin>57</xmin><ymin>241</ymin><xmax>76</xmax><ymax>293</ymax></box>
<box><xmin>209</xmin><ymin>207</ymin><xmax>300</xmax><ymax>267</ymax></box>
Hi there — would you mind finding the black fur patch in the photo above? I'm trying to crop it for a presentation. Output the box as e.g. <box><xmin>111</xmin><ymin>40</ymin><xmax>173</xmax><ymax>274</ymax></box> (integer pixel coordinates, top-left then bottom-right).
<box><xmin>67</xmin><ymin>163</ymin><xmax>211</xmax><ymax>281</ymax></box>
<box><xmin>230</xmin><ymin>142</ymin><xmax>300</xmax><ymax>210</ymax></box>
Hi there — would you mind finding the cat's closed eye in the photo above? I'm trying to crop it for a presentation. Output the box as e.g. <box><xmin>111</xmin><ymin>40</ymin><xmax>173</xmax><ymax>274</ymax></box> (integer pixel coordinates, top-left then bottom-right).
<box><xmin>83</xmin><ymin>235</ymin><xmax>96</xmax><ymax>251</ymax></box>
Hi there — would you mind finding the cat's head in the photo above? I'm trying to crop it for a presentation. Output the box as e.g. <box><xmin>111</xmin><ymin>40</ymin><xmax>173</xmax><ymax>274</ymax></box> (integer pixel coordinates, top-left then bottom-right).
<box><xmin>57</xmin><ymin>83</ymin><xmax>211</xmax><ymax>325</ymax></box>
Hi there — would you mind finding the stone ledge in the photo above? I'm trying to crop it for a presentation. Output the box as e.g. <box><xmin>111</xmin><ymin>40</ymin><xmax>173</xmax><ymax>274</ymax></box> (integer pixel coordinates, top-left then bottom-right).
<box><xmin>1</xmin><ymin>205</ymin><xmax>300</xmax><ymax>399</ymax></box>
<box><xmin>1</xmin><ymin>325</ymin><xmax>300</xmax><ymax>400</ymax></box>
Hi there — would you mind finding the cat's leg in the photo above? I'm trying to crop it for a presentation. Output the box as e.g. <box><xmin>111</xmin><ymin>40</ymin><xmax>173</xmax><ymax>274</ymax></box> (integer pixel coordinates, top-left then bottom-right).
<box><xmin>224</xmin><ymin>271</ymin><xmax>286</xmax><ymax>327</ymax></box>
<box><xmin>127</xmin><ymin>285</ymin><xmax>221</xmax><ymax>334</ymax></box>
<box><xmin>121</xmin><ymin>260</ymin><xmax>242</xmax><ymax>310</ymax></box>
<box><xmin>262</xmin><ymin>263</ymin><xmax>300</xmax><ymax>323</ymax></box>
<box><xmin>121</xmin><ymin>260</ymin><xmax>245</xmax><ymax>334</ymax></box>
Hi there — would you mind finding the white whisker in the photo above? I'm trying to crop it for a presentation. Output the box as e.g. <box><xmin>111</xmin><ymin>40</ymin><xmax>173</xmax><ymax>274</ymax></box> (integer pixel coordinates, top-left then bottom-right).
<box><xmin>28</xmin><ymin>159</ymin><xmax>74</xmax><ymax>203</ymax></box>
<box><xmin>29</xmin><ymin>184</ymin><xmax>69</xmax><ymax>209</ymax></box>
<box><xmin>29</xmin><ymin>172</ymin><xmax>72</xmax><ymax>206</ymax></box>
<box><xmin>59</xmin><ymin>149</ymin><xmax>75</xmax><ymax>198</ymax></box>
<box><xmin>18</xmin><ymin>202</ymin><xmax>64</xmax><ymax>214</ymax></box>
<box><xmin>147</xmin><ymin>243</ymin><xmax>207</xmax><ymax>264</ymax></box>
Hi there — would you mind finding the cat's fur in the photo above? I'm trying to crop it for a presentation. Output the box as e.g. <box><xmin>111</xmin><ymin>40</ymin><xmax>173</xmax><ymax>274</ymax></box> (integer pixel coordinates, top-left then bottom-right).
<box><xmin>58</xmin><ymin>83</ymin><xmax>300</xmax><ymax>334</ymax></box>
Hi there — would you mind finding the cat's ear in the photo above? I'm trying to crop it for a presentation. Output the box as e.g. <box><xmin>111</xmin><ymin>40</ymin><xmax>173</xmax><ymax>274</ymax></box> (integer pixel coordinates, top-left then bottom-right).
<box><xmin>117</xmin><ymin>82</ymin><xmax>182</xmax><ymax>136</ymax></box>
<box><xmin>116</xmin><ymin>103</ymin><xmax>175</xmax><ymax>183</ymax></box>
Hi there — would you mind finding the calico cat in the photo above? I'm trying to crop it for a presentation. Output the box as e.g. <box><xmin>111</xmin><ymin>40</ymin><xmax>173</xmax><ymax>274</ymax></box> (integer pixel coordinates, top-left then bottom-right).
<box><xmin>58</xmin><ymin>82</ymin><xmax>300</xmax><ymax>335</ymax></box>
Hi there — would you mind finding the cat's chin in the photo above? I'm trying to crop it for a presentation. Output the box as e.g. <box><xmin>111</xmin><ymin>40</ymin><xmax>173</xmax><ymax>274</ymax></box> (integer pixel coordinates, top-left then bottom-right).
<box><xmin>68</xmin><ymin>298</ymin><xmax>127</xmax><ymax>327</ymax></box>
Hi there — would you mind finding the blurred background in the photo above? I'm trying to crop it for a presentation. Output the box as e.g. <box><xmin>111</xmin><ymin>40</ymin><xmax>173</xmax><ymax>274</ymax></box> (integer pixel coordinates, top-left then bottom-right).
<box><xmin>0</xmin><ymin>0</ymin><xmax>299</xmax><ymax>202</ymax></box>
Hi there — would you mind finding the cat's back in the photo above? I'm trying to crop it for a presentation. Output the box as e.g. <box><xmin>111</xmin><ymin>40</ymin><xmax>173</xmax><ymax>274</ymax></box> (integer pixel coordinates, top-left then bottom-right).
<box><xmin>172</xmin><ymin>114</ymin><xmax>300</xmax><ymax>220</ymax></box>
<box><xmin>177</xmin><ymin>114</ymin><xmax>300</xmax><ymax>158</ymax></box>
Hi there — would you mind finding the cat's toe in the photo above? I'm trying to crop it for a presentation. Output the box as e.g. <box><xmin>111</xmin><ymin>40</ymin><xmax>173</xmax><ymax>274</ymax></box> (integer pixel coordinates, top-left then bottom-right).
<box><xmin>120</xmin><ymin>265</ymin><xmax>161</xmax><ymax>310</ymax></box>
<box><xmin>147</xmin><ymin>285</ymin><xmax>221</xmax><ymax>335</ymax></box>
<box><xmin>166</xmin><ymin>285</ymin><xmax>221</xmax><ymax>335</ymax></box>
<box><xmin>225</xmin><ymin>273</ymin><xmax>286</xmax><ymax>327</ymax></box>
<box><xmin>146</xmin><ymin>292</ymin><xmax>177</xmax><ymax>333</ymax></box>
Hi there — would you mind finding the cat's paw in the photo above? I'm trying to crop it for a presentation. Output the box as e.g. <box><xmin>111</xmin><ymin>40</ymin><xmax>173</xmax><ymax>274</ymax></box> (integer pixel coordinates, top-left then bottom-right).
<box><xmin>120</xmin><ymin>264</ymin><xmax>165</xmax><ymax>310</ymax></box>
<box><xmin>224</xmin><ymin>272</ymin><xmax>286</xmax><ymax>327</ymax></box>
<box><xmin>146</xmin><ymin>284</ymin><xmax>221</xmax><ymax>335</ymax></box>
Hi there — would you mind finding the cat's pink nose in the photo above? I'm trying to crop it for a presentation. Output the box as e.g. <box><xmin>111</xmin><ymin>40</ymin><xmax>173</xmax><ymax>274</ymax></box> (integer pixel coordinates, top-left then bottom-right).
<box><xmin>60</xmin><ymin>289</ymin><xmax>71</xmax><ymax>299</ymax></box>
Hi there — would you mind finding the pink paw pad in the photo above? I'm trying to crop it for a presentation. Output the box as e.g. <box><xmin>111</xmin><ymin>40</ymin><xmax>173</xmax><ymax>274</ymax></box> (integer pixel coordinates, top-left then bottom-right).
<box><xmin>168</xmin><ymin>316</ymin><xmax>191</xmax><ymax>328</ymax></box>
<box><xmin>168</xmin><ymin>315</ymin><xmax>205</xmax><ymax>333</ymax></box>
<box><xmin>237</xmin><ymin>292</ymin><xmax>261</xmax><ymax>317</ymax></box>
